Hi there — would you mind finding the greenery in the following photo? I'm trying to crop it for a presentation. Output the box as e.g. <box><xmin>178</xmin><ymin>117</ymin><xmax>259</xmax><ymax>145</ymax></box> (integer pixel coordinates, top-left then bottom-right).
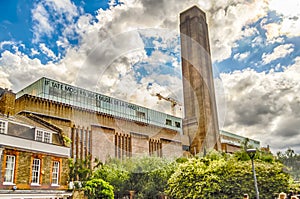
<box><xmin>83</xmin><ymin>178</ymin><xmax>114</xmax><ymax>199</ymax></box>
<box><xmin>62</xmin><ymin>134</ymin><xmax>72</xmax><ymax>146</ymax></box>
<box><xmin>277</xmin><ymin>148</ymin><xmax>300</xmax><ymax>181</ymax></box>
<box><xmin>166</xmin><ymin>150</ymin><xmax>291</xmax><ymax>199</ymax></box>
<box><xmin>68</xmin><ymin>157</ymin><xmax>115</xmax><ymax>198</ymax></box>
<box><xmin>68</xmin><ymin>148</ymin><xmax>300</xmax><ymax>198</ymax></box>
<box><xmin>93</xmin><ymin>156</ymin><xmax>176</xmax><ymax>198</ymax></box>
<box><xmin>68</xmin><ymin>157</ymin><xmax>92</xmax><ymax>182</ymax></box>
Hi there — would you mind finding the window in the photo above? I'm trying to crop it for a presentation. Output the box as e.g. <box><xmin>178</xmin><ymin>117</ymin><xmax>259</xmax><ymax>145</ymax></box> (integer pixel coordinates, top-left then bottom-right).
<box><xmin>31</xmin><ymin>158</ymin><xmax>40</xmax><ymax>185</ymax></box>
<box><xmin>35</xmin><ymin>129</ymin><xmax>52</xmax><ymax>143</ymax></box>
<box><xmin>44</xmin><ymin>132</ymin><xmax>51</xmax><ymax>143</ymax></box>
<box><xmin>36</xmin><ymin>130</ymin><xmax>43</xmax><ymax>141</ymax></box>
<box><xmin>136</xmin><ymin>111</ymin><xmax>146</xmax><ymax>119</ymax></box>
<box><xmin>0</xmin><ymin>120</ymin><xmax>7</xmax><ymax>134</ymax></box>
<box><xmin>52</xmin><ymin>161</ymin><xmax>59</xmax><ymax>185</ymax></box>
<box><xmin>166</xmin><ymin>119</ymin><xmax>172</xmax><ymax>126</ymax></box>
<box><xmin>175</xmin><ymin>121</ymin><xmax>181</xmax><ymax>128</ymax></box>
<box><xmin>182</xmin><ymin>145</ymin><xmax>190</xmax><ymax>151</ymax></box>
<box><xmin>4</xmin><ymin>155</ymin><xmax>15</xmax><ymax>184</ymax></box>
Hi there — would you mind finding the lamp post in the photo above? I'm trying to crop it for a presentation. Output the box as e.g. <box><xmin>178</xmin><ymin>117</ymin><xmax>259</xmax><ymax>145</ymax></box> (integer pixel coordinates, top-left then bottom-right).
<box><xmin>247</xmin><ymin>149</ymin><xmax>259</xmax><ymax>199</ymax></box>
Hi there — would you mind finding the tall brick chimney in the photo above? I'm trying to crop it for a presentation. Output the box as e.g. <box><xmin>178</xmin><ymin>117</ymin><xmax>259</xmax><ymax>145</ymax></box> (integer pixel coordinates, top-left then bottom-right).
<box><xmin>180</xmin><ymin>6</ymin><xmax>221</xmax><ymax>154</ymax></box>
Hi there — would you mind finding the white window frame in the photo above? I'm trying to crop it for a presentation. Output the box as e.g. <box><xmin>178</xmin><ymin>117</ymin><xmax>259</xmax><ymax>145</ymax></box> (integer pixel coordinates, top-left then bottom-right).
<box><xmin>44</xmin><ymin>131</ymin><xmax>51</xmax><ymax>143</ymax></box>
<box><xmin>3</xmin><ymin>155</ymin><xmax>15</xmax><ymax>185</ymax></box>
<box><xmin>31</xmin><ymin>158</ymin><xmax>41</xmax><ymax>185</ymax></box>
<box><xmin>0</xmin><ymin>120</ymin><xmax>8</xmax><ymax>134</ymax></box>
<box><xmin>51</xmin><ymin>161</ymin><xmax>60</xmax><ymax>186</ymax></box>
<box><xmin>35</xmin><ymin>129</ymin><xmax>52</xmax><ymax>143</ymax></box>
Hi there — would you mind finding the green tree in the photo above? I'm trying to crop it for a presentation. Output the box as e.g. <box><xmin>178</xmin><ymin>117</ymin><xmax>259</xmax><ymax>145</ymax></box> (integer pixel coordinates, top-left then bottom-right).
<box><xmin>93</xmin><ymin>156</ymin><xmax>176</xmax><ymax>198</ymax></box>
<box><xmin>93</xmin><ymin>159</ymin><xmax>129</xmax><ymax>197</ymax></box>
<box><xmin>166</xmin><ymin>151</ymin><xmax>291</xmax><ymax>199</ymax></box>
<box><xmin>277</xmin><ymin>148</ymin><xmax>300</xmax><ymax>181</ymax></box>
<box><xmin>83</xmin><ymin>178</ymin><xmax>114</xmax><ymax>199</ymax></box>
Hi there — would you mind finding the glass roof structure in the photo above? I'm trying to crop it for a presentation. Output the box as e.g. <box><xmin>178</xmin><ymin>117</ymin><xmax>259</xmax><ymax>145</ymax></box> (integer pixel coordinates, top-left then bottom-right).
<box><xmin>16</xmin><ymin>77</ymin><xmax>182</xmax><ymax>133</ymax></box>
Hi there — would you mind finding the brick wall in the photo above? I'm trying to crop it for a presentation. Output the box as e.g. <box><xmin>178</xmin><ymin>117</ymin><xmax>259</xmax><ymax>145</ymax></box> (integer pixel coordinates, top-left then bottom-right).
<box><xmin>14</xmin><ymin>95</ymin><xmax>184</xmax><ymax>162</ymax></box>
<box><xmin>0</xmin><ymin>149</ymin><xmax>69</xmax><ymax>190</ymax></box>
<box><xmin>0</xmin><ymin>89</ymin><xmax>16</xmax><ymax>116</ymax></box>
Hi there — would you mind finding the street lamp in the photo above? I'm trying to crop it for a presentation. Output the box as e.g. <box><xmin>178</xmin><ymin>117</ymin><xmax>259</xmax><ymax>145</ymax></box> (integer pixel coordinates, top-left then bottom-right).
<box><xmin>247</xmin><ymin>149</ymin><xmax>259</xmax><ymax>199</ymax></box>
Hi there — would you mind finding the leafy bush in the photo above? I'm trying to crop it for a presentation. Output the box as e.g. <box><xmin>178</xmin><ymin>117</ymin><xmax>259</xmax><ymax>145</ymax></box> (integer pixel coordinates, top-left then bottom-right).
<box><xmin>83</xmin><ymin>178</ymin><xmax>114</xmax><ymax>199</ymax></box>
<box><xmin>93</xmin><ymin>156</ymin><xmax>176</xmax><ymax>198</ymax></box>
<box><xmin>166</xmin><ymin>152</ymin><xmax>291</xmax><ymax>199</ymax></box>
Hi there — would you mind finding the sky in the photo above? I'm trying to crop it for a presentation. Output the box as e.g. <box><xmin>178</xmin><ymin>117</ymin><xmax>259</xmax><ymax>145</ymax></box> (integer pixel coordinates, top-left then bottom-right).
<box><xmin>0</xmin><ymin>0</ymin><xmax>299</xmax><ymax>154</ymax></box>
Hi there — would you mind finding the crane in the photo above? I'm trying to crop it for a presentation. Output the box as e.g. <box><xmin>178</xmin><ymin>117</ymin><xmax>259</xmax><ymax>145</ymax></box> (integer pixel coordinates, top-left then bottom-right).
<box><xmin>153</xmin><ymin>93</ymin><xmax>182</xmax><ymax>116</ymax></box>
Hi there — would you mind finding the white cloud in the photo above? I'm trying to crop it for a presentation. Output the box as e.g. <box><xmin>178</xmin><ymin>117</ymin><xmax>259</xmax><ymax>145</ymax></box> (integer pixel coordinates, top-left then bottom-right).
<box><xmin>31</xmin><ymin>0</ymin><xmax>79</xmax><ymax>43</ymax></box>
<box><xmin>31</xmin><ymin>3</ymin><xmax>53</xmax><ymax>42</ymax></box>
<box><xmin>1</xmin><ymin>0</ymin><xmax>300</xmax><ymax>153</ymax></box>
<box><xmin>0</xmin><ymin>71</ymin><xmax>11</xmax><ymax>89</ymax></box>
<box><xmin>262</xmin><ymin>44</ymin><xmax>294</xmax><ymax>64</ymax></box>
<box><xmin>0</xmin><ymin>41</ymin><xmax>16</xmax><ymax>50</ymax></box>
<box><xmin>233</xmin><ymin>51</ymin><xmax>250</xmax><ymax>62</ymax></box>
<box><xmin>1</xmin><ymin>0</ymin><xmax>272</xmax><ymax>91</ymax></box>
<box><xmin>262</xmin><ymin>22</ymin><xmax>281</xmax><ymax>42</ymax></box>
<box><xmin>0</xmin><ymin>46</ymin><xmax>86</xmax><ymax>91</ymax></box>
<box><xmin>220</xmin><ymin>56</ymin><xmax>300</xmax><ymax>153</ymax></box>
<box><xmin>206</xmin><ymin>0</ymin><xmax>268</xmax><ymax>61</ymax></box>
<box><xmin>269</xmin><ymin>0</ymin><xmax>299</xmax><ymax>19</ymax></box>
<box><xmin>261</xmin><ymin>0</ymin><xmax>300</xmax><ymax>42</ymax></box>
<box><xmin>88</xmin><ymin>0</ymin><xmax>270</xmax><ymax>62</ymax></box>
<box><xmin>39</xmin><ymin>43</ymin><xmax>57</xmax><ymax>59</ymax></box>
<box><xmin>242</xmin><ymin>26</ymin><xmax>259</xmax><ymax>38</ymax></box>
<box><xmin>30</xmin><ymin>48</ymin><xmax>39</xmax><ymax>56</ymax></box>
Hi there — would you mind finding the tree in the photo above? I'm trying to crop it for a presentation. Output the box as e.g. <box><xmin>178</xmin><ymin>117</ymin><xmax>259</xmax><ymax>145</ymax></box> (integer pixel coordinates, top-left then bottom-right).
<box><xmin>93</xmin><ymin>159</ymin><xmax>130</xmax><ymax>198</ymax></box>
<box><xmin>83</xmin><ymin>178</ymin><xmax>114</xmax><ymax>199</ymax></box>
<box><xmin>277</xmin><ymin>148</ymin><xmax>300</xmax><ymax>181</ymax></box>
<box><xmin>93</xmin><ymin>156</ymin><xmax>176</xmax><ymax>198</ymax></box>
<box><xmin>166</xmin><ymin>151</ymin><xmax>291</xmax><ymax>199</ymax></box>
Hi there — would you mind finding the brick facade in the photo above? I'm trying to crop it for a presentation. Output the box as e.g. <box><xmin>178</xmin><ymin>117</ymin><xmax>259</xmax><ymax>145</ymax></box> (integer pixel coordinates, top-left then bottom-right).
<box><xmin>14</xmin><ymin>94</ymin><xmax>184</xmax><ymax>164</ymax></box>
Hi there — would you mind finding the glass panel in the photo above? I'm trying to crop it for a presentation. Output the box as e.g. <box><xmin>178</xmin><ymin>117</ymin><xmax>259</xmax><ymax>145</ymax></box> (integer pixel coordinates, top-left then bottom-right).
<box><xmin>36</xmin><ymin>130</ymin><xmax>43</xmax><ymax>142</ymax></box>
<box><xmin>44</xmin><ymin>132</ymin><xmax>51</xmax><ymax>143</ymax></box>
<box><xmin>52</xmin><ymin>161</ymin><xmax>59</xmax><ymax>185</ymax></box>
<box><xmin>15</xmin><ymin>77</ymin><xmax>183</xmax><ymax>132</ymax></box>
<box><xmin>0</xmin><ymin>120</ymin><xmax>6</xmax><ymax>134</ymax></box>
<box><xmin>4</xmin><ymin>155</ymin><xmax>15</xmax><ymax>183</ymax></box>
<box><xmin>31</xmin><ymin>159</ymin><xmax>40</xmax><ymax>184</ymax></box>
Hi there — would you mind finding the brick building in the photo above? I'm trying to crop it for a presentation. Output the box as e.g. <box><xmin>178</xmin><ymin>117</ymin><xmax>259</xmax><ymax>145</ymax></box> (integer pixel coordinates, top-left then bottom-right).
<box><xmin>0</xmin><ymin>6</ymin><xmax>261</xmax><ymax>198</ymax></box>
<box><xmin>0</xmin><ymin>95</ymin><xmax>71</xmax><ymax>198</ymax></box>
<box><xmin>13</xmin><ymin>77</ymin><xmax>185</xmax><ymax>164</ymax></box>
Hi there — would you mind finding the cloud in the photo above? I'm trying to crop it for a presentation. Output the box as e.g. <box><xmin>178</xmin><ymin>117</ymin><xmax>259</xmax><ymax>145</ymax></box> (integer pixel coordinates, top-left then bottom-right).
<box><xmin>262</xmin><ymin>43</ymin><xmax>294</xmax><ymax>64</ymax></box>
<box><xmin>31</xmin><ymin>3</ymin><xmax>53</xmax><ymax>41</ymax></box>
<box><xmin>39</xmin><ymin>43</ymin><xmax>57</xmax><ymax>59</ymax></box>
<box><xmin>0</xmin><ymin>46</ymin><xmax>86</xmax><ymax>91</ymax></box>
<box><xmin>31</xmin><ymin>0</ymin><xmax>79</xmax><ymax>43</ymax></box>
<box><xmin>89</xmin><ymin>0</ymin><xmax>270</xmax><ymax>62</ymax></box>
<box><xmin>220</xmin><ymin>56</ymin><xmax>300</xmax><ymax>153</ymax></box>
<box><xmin>233</xmin><ymin>51</ymin><xmax>250</xmax><ymax>62</ymax></box>
<box><xmin>0</xmin><ymin>71</ymin><xmax>11</xmax><ymax>88</ymax></box>
<box><xmin>262</xmin><ymin>22</ymin><xmax>282</xmax><ymax>42</ymax></box>
<box><xmin>242</xmin><ymin>26</ymin><xmax>259</xmax><ymax>38</ymax></box>
<box><xmin>1</xmin><ymin>0</ymin><xmax>300</xmax><ymax>153</ymax></box>
<box><xmin>206</xmin><ymin>0</ymin><xmax>268</xmax><ymax>61</ymax></box>
<box><xmin>261</xmin><ymin>0</ymin><xmax>300</xmax><ymax>42</ymax></box>
<box><xmin>1</xmin><ymin>0</ymin><xmax>271</xmax><ymax>91</ymax></box>
<box><xmin>0</xmin><ymin>41</ymin><xmax>17</xmax><ymax>50</ymax></box>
